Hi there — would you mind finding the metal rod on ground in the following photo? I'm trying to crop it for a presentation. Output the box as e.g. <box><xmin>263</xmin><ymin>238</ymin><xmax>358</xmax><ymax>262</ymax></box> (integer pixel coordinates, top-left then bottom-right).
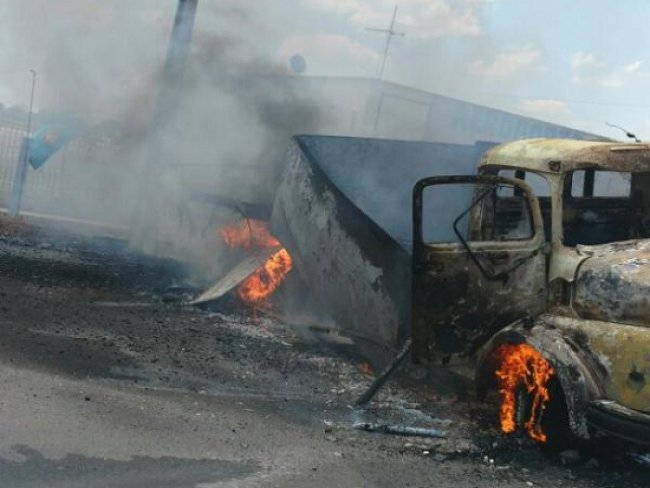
<box><xmin>355</xmin><ymin>338</ymin><xmax>412</xmax><ymax>406</ymax></box>
<box><xmin>353</xmin><ymin>422</ymin><xmax>446</xmax><ymax>439</ymax></box>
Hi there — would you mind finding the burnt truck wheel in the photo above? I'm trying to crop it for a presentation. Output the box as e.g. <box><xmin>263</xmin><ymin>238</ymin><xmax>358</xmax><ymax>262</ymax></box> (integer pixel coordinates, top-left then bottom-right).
<box><xmin>535</xmin><ymin>378</ymin><xmax>577</xmax><ymax>451</ymax></box>
<box><xmin>485</xmin><ymin>342</ymin><xmax>576</xmax><ymax>449</ymax></box>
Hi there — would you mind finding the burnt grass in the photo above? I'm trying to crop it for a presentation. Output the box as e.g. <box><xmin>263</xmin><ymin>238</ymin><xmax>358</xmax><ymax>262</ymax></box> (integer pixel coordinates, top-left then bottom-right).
<box><xmin>0</xmin><ymin>217</ymin><xmax>648</xmax><ymax>488</ymax></box>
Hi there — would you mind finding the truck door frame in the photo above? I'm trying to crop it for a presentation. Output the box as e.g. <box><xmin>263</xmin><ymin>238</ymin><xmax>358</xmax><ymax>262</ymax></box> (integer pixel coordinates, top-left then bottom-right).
<box><xmin>412</xmin><ymin>174</ymin><xmax>548</xmax><ymax>362</ymax></box>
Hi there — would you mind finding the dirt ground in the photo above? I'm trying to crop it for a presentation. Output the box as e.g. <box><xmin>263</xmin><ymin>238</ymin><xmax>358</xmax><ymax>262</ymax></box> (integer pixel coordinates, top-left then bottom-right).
<box><xmin>0</xmin><ymin>218</ymin><xmax>647</xmax><ymax>487</ymax></box>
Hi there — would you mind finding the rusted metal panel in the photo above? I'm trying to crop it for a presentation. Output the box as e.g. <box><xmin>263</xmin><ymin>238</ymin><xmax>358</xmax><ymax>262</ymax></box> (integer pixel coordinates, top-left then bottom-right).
<box><xmin>573</xmin><ymin>239</ymin><xmax>650</xmax><ymax>328</ymax></box>
<box><xmin>548</xmin><ymin>315</ymin><xmax>650</xmax><ymax>413</ymax></box>
<box><xmin>481</xmin><ymin>138</ymin><xmax>650</xmax><ymax>174</ymax></box>
<box><xmin>271</xmin><ymin>139</ymin><xmax>412</xmax><ymax>364</ymax></box>
<box><xmin>191</xmin><ymin>246</ymin><xmax>281</xmax><ymax>305</ymax></box>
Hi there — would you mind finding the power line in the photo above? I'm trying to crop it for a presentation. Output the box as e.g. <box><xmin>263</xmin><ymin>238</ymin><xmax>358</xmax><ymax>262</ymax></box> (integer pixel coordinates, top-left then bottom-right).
<box><xmin>477</xmin><ymin>91</ymin><xmax>650</xmax><ymax>109</ymax></box>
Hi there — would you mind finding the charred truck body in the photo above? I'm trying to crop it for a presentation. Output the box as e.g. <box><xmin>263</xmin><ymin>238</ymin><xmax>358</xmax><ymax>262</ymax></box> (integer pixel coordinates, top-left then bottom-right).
<box><xmin>414</xmin><ymin>138</ymin><xmax>650</xmax><ymax>445</ymax></box>
<box><xmin>274</xmin><ymin>137</ymin><xmax>650</xmax><ymax>446</ymax></box>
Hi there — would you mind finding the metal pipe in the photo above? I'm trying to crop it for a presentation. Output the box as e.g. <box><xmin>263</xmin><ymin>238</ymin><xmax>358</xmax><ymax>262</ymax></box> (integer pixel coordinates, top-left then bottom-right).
<box><xmin>355</xmin><ymin>338</ymin><xmax>412</xmax><ymax>406</ymax></box>
<box><xmin>353</xmin><ymin>422</ymin><xmax>447</xmax><ymax>439</ymax></box>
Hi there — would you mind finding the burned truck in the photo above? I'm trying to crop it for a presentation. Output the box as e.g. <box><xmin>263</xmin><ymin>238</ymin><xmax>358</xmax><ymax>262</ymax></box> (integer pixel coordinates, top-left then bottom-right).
<box><xmin>414</xmin><ymin>138</ymin><xmax>650</xmax><ymax>445</ymax></box>
<box><xmin>273</xmin><ymin>136</ymin><xmax>650</xmax><ymax>445</ymax></box>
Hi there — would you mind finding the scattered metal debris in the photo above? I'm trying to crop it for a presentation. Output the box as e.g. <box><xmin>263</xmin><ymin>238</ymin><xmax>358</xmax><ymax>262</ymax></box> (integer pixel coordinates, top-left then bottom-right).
<box><xmin>191</xmin><ymin>246</ymin><xmax>280</xmax><ymax>305</ymax></box>
<box><xmin>353</xmin><ymin>422</ymin><xmax>446</xmax><ymax>439</ymax></box>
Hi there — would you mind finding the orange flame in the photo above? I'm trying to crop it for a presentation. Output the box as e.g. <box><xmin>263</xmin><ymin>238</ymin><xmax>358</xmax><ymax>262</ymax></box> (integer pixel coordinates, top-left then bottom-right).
<box><xmin>219</xmin><ymin>219</ymin><xmax>293</xmax><ymax>306</ymax></box>
<box><xmin>493</xmin><ymin>343</ymin><xmax>555</xmax><ymax>443</ymax></box>
<box><xmin>237</xmin><ymin>248</ymin><xmax>293</xmax><ymax>305</ymax></box>
<box><xmin>219</xmin><ymin>219</ymin><xmax>280</xmax><ymax>249</ymax></box>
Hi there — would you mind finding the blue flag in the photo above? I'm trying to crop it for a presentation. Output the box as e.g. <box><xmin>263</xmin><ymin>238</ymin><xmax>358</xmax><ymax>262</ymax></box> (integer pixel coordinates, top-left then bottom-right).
<box><xmin>29</xmin><ymin>124</ymin><xmax>78</xmax><ymax>169</ymax></box>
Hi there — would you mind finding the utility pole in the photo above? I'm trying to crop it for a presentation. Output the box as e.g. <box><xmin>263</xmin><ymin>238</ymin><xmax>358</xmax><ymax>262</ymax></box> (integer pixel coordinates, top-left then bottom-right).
<box><xmin>9</xmin><ymin>69</ymin><xmax>37</xmax><ymax>217</ymax></box>
<box><xmin>132</xmin><ymin>0</ymin><xmax>199</xmax><ymax>247</ymax></box>
<box><xmin>145</xmin><ymin>0</ymin><xmax>199</xmax><ymax>167</ymax></box>
<box><xmin>365</xmin><ymin>5</ymin><xmax>405</xmax><ymax>80</ymax></box>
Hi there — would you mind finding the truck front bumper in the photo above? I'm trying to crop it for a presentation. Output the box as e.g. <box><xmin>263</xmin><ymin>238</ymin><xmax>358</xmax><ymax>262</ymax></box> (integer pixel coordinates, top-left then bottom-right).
<box><xmin>587</xmin><ymin>400</ymin><xmax>650</xmax><ymax>446</ymax></box>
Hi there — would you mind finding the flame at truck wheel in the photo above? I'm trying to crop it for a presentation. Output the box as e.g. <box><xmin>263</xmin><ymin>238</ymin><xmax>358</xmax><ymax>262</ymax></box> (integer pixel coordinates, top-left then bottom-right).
<box><xmin>493</xmin><ymin>343</ymin><xmax>555</xmax><ymax>443</ymax></box>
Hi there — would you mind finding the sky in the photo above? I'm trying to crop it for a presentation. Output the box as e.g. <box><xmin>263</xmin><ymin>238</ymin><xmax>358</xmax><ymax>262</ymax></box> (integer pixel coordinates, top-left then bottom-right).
<box><xmin>1</xmin><ymin>0</ymin><xmax>650</xmax><ymax>140</ymax></box>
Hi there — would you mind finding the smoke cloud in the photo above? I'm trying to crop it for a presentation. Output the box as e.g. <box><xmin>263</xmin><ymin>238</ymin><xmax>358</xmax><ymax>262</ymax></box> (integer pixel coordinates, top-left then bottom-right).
<box><xmin>0</xmin><ymin>1</ymin><xmax>323</xmax><ymax>281</ymax></box>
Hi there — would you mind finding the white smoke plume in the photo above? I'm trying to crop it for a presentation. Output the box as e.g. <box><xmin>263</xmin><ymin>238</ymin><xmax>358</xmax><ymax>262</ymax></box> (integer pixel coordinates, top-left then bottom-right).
<box><xmin>0</xmin><ymin>1</ymin><xmax>323</xmax><ymax>279</ymax></box>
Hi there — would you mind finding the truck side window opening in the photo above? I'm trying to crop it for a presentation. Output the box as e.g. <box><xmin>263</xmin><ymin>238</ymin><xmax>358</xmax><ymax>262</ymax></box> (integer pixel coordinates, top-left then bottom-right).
<box><xmin>570</xmin><ymin>170</ymin><xmax>631</xmax><ymax>197</ymax></box>
<box><xmin>422</xmin><ymin>184</ymin><xmax>476</xmax><ymax>243</ymax></box>
<box><xmin>562</xmin><ymin>170</ymin><xmax>650</xmax><ymax>246</ymax></box>
<box><xmin>421</xmin><ymin>182</ymin><xmax>533</xmax><ymax>243</ymax></box>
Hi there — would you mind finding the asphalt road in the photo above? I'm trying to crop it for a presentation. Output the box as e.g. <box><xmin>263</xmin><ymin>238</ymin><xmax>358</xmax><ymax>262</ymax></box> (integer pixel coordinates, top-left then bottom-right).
<box><xmin>0</xmin><ymin>224</ymin><xmax>647</xmax><ymax>487</ymax></box>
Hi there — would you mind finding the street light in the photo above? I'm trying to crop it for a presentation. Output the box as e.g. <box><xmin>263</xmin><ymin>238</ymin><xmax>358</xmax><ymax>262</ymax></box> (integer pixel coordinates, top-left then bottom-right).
<box><xmin>8</xmin><ymin>68</ymin><xmax>37</xmax><ymax>216</ymax></box>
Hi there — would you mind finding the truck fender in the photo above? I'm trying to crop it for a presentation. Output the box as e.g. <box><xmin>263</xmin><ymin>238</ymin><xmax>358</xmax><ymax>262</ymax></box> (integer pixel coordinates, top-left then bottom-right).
<box><xmin>475</xmin><ymin>318</ymin><xmax>604</xmax><ymax>439</ymax></box>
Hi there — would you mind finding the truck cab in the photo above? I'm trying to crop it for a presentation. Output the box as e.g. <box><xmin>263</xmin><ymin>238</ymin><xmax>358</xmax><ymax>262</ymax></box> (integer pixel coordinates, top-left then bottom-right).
<box><xmin>413</xmin><ymin>138</ymin><xmax>650</xmax><ymax>445</ymax></box>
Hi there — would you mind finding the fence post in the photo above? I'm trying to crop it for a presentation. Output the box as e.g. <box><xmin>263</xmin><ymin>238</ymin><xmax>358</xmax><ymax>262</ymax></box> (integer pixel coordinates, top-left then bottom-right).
<box><xmin>8</xmin><ymin>137</ymin><xmax>30</xmax><ymax>216</ymax></box>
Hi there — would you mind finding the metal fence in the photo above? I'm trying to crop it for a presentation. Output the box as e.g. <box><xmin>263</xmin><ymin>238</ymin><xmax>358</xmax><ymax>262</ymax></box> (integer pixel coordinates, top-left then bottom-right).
<box><xmin>0</xmin><ymin>118</ymin><xmax>131</xmax><ymax>227</ymax></box>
